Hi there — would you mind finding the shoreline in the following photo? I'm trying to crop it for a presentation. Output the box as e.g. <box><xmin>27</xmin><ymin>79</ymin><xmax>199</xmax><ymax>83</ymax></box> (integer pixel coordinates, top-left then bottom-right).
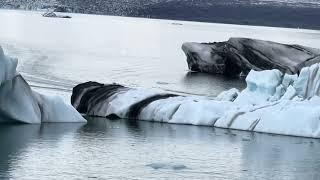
<box><xmin>1</xmin><ymin>1</ymin><xmax>320</xmax><ymax>31</ymax></box>
<box><xmin>1</xmin><ymin>8</ymin><xmax>320</xmax><ymax>32</ymax></box>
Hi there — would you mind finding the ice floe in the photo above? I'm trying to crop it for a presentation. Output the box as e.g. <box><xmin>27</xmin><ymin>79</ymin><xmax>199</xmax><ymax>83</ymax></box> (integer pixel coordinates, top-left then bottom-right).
<box><xmin>73</xmin><ymin>63</ymin><xmax>320</xmax><ymax>138</ymax></box>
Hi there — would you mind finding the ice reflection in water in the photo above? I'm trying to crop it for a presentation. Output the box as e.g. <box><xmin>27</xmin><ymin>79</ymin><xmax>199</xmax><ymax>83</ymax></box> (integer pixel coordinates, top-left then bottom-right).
<box><xmin>1</xmin><ymin>118</ymin><xmax>320</xmax><ymax>179</ymax></box>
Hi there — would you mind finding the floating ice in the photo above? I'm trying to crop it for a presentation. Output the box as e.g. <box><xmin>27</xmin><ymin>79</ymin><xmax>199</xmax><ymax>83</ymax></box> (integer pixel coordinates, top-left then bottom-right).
<box><xmin>42</xmin><ymin>12</ymin><xmax>72</xmax><ymax>18</ymax></box>
<box><xmin>0</xmin><ymin>46</ymin><xmax>86</xmax><ymax>123</ymax></box>
<box><xmin>182</xmin><ymin>38</ymin><xmax>320</xmax><ymax>76</ymax></box>
<box><xmin>73</xmin><ymin>63</ymin><xmax>320</xmax><ymax>138</ymax></box>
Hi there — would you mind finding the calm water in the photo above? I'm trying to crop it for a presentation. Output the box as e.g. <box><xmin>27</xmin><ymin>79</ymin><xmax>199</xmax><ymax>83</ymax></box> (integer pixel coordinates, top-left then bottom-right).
<box><xmin>2</xmin><ymin>10</ymin><xmax>320</xmax><ymax>96</ymax></box>
<box><xmin>1</xmin><ymin>118</ymin><xmax>320</xmax><ymax>179</ymax></box>
<box><xmin>1</xmin><ymin>10</ymin><xmax>320</xmax><ymax>179</ymax></box>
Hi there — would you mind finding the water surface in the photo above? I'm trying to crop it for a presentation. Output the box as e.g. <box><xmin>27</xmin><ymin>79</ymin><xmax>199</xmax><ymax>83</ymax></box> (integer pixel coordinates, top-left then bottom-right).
<box><xmin>1</xmin><ymin>10</ymin><xmax>320</xmax><ymax>97</ymax></box>
<box><xmin>1</xmin><ymin>10</ymin><xmax>320</xmax><ymax>179</ymax></box>
<box><xmin>1</xmin><ymin>118</ymin><xmax>320</xmax><ymax>179</ymax></box>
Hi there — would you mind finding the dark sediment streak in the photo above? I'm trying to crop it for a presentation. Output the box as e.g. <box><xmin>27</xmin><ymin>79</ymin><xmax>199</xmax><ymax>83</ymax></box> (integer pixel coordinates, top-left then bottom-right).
<box><xmin>71</xmin><ymin>82</ymin><xmax>125</xmax><ymax>114</ymax></box>
<box><xmin>72</xmin><ymin>83</ymin><xmax>180</xmax><ymax>119</ymax></box>
<box><xmin>127</xmin><ymin>94</ymin><xmax>179</xmax><ymax>119</ymax></box>
<box><xmin>86</xmin><ymin>84</ymin><xmax>127</xmax><ymax>113</ymax></box>
<box><xmin>71</xmin><ymin>81</ymin><xmax>104</xmax><ymax>112</ymax></box>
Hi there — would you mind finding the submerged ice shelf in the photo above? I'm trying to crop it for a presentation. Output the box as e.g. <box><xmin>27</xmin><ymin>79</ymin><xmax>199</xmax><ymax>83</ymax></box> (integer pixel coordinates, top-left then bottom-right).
<box><xmin>72</xmin><ymin>64</ymin><xmax>320</xmax><ymax>138</ymax></box>
<box><xmin>0</xmin><ymin>46</ymin><xmax>86</xmax><ymax>123</ymax></box>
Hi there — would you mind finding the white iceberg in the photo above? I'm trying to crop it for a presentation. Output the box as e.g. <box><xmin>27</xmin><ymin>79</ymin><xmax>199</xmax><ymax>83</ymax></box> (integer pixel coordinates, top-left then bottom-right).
<box><xmin>0</xmin><ymin>46</ymin><xmax>86</xmax><ymax>123</ymax></box>
<box><xmin>73</xmin><ymin>63</ymin><xmax>320</xmax><ymax>138</ymax></box>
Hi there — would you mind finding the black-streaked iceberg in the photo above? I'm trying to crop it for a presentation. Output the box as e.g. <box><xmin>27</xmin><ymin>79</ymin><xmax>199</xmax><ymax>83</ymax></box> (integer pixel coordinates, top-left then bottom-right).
<box><xmin>72</xmin><ymin>63</ymin><xmax>320</xmax><ymax>138</ymax></box>
<box><xmin>0</xmin><ymin>47</ymin><xmax>86</xmax><ymax>123</ymax></box>
<box><xmin>182</xmin><ymin>38</ymin><xmax>320</xmax><ymax>76</ymax></box>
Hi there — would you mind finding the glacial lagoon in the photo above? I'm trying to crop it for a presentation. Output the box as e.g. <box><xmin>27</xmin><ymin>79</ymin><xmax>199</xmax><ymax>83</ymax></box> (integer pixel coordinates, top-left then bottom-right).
<box><xmin>1</xmin><ymin>9</ymin><xmax>320</xmax><ymax>179</ymax></box>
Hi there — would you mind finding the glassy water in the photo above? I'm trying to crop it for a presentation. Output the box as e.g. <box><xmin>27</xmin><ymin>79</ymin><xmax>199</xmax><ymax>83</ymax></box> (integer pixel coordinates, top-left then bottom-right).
<box><xmin>1</xmin><ymin>10</ymin><xmax>320</xmax><ymax>97</ymax></box>
<box><xmin>1</xmin><ymin>118</ymin><xmax>320</xmax><ymax>179</ymax></box>
<box><xmin>1</xmin><ymin>10</ymin><xmax>320</xmax><ymax>179</ymax></box>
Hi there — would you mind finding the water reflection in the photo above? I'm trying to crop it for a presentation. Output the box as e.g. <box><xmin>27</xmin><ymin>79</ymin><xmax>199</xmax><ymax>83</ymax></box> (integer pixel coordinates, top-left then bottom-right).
<box><xmin>0</xmin><ymin>118</ymin><xmax>320</xmax><ymax>179</ymax></box>
<box><xmin>0</xmin><ymin>123</ymin><xmax>84</xmax><ymax>179</ymax></box>
<box><xmin>240</xmin><ymin>132</ymin><xmax>320</xmax><ymax>180</ymax></box>
<box><xmin>0</xmin><ymin>124</ymin><xmax>40</xmax><ymax>179</ymax></box>
<box><xmin>182</xmin><ymin>72</ymin><xmax>246</xmax><ymax>96</ymax></box>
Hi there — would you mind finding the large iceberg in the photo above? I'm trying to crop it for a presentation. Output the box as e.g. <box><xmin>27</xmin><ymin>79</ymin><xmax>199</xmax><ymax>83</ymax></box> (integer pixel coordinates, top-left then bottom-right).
<box><xmin>0</xmin><ymin>47</ymin><xmax>86</xmax><ymax>123</ymax></box>
<box><xmin>72</xmin><ymin>63</ymin><xmax>320</xmax><ymax>138</ymax></box>
<box><xmin>182</xmin><ymin>38</ymin><xmax>320</xmax><ymax>76</ymax></box>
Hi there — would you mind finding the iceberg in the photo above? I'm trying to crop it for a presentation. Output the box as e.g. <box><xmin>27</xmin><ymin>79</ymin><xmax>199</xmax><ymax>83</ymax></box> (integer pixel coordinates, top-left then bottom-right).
<box><xmin>182</xmin><ymin>38</ymin><xmax>320</xmax><ymax>76</ymax></box>
<box><xmin>42</xmin><ymin>12</ymin><xmax>72</xmax><ymax>19</ymax></box>
<box><xmin>72</xmin><ymin>63</ymin><xmax>320</xmax><ymax>138</ymax></box>
<box><xmin>0</xmin><ymin>46</ymin><xmax>86</xmax><ymax>123</ymax></box>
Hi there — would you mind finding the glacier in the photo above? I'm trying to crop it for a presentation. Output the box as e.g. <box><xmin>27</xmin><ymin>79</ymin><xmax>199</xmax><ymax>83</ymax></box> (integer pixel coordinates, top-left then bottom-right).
<box><xmin>182</xmin><ymin>38</ymin><xmax>320</xmax><ymax>76</ymax></box>
<box><xmin>72</xmin><ymin>63</ymin><xmax>320</xmax><ymax>138</ymax></box>
<box><xmin>0</xmin><ymin>46</ymin><xmax>86</xmax><ymax>123</ymax></box>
